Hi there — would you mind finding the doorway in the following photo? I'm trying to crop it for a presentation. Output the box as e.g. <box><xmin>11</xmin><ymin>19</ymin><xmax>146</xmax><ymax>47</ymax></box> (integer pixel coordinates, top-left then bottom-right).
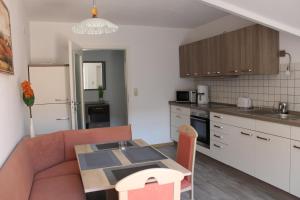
<box><xmin>77</xmin><ymin>49</ymin><xmax>128</xmax><ymax>128</ymax></box>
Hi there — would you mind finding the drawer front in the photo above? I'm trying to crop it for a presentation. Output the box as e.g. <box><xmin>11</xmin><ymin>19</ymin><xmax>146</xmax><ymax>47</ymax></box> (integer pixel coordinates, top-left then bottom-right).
<box><xmin>171</xmin><ymin>105</ymin><xmax>190</xmax><ymax>116</ymax></box>
<box><xmin>210</xmin><ymin>141</ymin><xmax>232</xmax><ymax>166</ymax></box>
<box><xmin>210</xmin><ymin>112</ymin><xmax>255</xmax><ymax>130</ymax></box>
<box><xmin>171</xmin><ymin>113</ymin><xmax>190</xmax><ymax>128</ymax></box>
<box><xmin>170</xmin><ymin>126</ymin><xmax>179</xmax><ymax>142</ymax></box>
<box><xmin>255</xmin><ymin>120</ymin><xmax>290</xmax><ymax>138</ymax></box>
<box><xmin>291</xmin><ymin>127</ymin><xmax>300</xmax><ymax>141</ymax></box>
<box><xmin>210</xmin><ymin>122</ymin><xmax>233</xmax><ymax>145</ymax></box>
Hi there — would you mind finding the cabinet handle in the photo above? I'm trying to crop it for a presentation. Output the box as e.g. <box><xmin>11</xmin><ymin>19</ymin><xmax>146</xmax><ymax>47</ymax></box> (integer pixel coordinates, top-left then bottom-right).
<box><xmin>214</xmin><ymin>125</ymin><xmax>223</xmax><ymax>129</ymax></box>
<box><xmin>213</xmin><ymin>134</ymin><xmax>222</xmax><ymax>139</ymax></box>
<box><xmin>241</xmin><ymin>68</ymin><xmax>253</xmax><ymax>73</ymax></box>
<box><xmin>186</xmin><ymin>73</ymin><xmax>191</xmax><ymax>76</ymax></box>
<box><xmin>229</xmin><ymin>70</ymin><xmax>238</xmax><ymax>73</ymax></box>
<box><xmin>213</xmin><ymin>144</ymin><xmax>222</xmax><ymax>148</ymax></box>
<box><xmin>293</xmin><ymin>145</ymin><xmax>300</xmax><ymax>149</ymax></box>
<box><xmin>213</xmin><ymin>115</ymin><xmax>223</xmax><ymax>119</ymax></box>
<box><xmin>256</xmin><ymin>136</ymin><xmax>270</xmax><ymax>142</ymax></box>
<box><xmin>207</xmin><ymin>72</ymin><xmax>211</xmax><ymax>75</ymax></box>
<box><xmin>212</xmin><ymin>72</ymin><xmax>221</xmax><ymax>75</ymax></box>
<box><xmin>194</xmin><ymin>73</ymin><xmax>198</xmax><ymax>76</ymax></box>
<box><xmin>241</xmin><ymin>132</ymin><xmax>252</xmax><ymax>136</ymax></box>
<box><xmin>56</xmin><ymin>117</ymin><xmax>69</xmax><ymax>121</ymax></box>
<box><xmin>55</xmin><ymin>98</ymin><xmax>69</xmax><ymax>102</ymax></box>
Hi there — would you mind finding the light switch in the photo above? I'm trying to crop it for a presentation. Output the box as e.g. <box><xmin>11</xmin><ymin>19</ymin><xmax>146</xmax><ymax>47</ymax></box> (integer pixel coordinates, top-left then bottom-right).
<box><xmin>134</xmin><ymin>88</ymin><xmax>138</xmax><ymax>96</ymax></box>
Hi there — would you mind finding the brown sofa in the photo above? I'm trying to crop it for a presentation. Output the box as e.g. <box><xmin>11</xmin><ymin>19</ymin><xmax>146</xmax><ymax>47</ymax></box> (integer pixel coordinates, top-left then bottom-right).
<box><xmin>0</xmin><ymin>125</ymin><xmax>132</xmax><ymax>200</ymax></box>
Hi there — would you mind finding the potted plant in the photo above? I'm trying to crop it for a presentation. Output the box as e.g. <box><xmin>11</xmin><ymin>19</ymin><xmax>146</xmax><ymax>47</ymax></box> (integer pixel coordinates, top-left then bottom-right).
<box><xmin>98</xmin><ymin>85</ymin><xmax>104</xmax><ymax>103</ymax></box>
<box><xmin>21</xmin><ymin>80</ymin><xmax>35</xmax><ymax>137</ymax></box>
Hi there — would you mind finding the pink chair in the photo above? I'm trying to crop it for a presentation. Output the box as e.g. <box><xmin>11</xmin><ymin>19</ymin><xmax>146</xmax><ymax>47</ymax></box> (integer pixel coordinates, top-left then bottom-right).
<box><xmin>176</xmin><ymin>125</ymin><xmax>198</xmax><ymax>200</ymax></box>
<box><xmin>115</xmin><ymin>168</ymin><xmax>184</xmax><ymax>200</ymax></box>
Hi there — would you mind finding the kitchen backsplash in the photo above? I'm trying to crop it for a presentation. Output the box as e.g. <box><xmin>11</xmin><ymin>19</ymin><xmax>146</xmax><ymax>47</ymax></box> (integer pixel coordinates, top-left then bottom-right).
<box><xmin>195</xmin><ymin>63</ymin><xmax>300</xmax><ymax>111</ymax></box>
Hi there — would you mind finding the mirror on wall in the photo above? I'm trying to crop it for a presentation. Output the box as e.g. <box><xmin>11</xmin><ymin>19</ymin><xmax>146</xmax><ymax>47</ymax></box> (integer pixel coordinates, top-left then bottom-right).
<box><xmin>83</xmin><ymin>62</ymin><xmax>106</xmax><ymax>90</ymax></box>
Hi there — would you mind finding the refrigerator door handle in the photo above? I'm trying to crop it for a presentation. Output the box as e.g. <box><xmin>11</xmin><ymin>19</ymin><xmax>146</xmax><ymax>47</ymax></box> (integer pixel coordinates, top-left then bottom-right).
<box><xmin>56</xmin><ymin>117</ymin><xmax>70</xmax><ymax>121</ymax></box>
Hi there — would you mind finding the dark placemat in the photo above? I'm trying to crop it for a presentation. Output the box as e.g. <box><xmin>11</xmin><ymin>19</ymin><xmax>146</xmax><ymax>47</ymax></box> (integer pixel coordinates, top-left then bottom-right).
<box><xmin>104</xmin><ymin>162</ymin><xmax>167</xmax><ymax>185</ymax></box>
<box><xmin>78</xmin><ymin>150</ymin><xmax>121</xmax><ymax>170</ymax></box>
<box><xmin>122</xmin><ymin>146</ymin><xmax>168</xmax><ymax>163</ymax></box>
<box><xmin>91</xmin><ymin>141</ymin><xmax>136</xmax><ymax>151</ymax></box>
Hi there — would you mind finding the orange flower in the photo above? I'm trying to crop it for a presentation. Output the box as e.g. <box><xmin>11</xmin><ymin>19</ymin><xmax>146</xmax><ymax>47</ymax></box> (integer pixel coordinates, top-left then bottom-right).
<box><xmin>21</xmin><ymin>80</ymin><xmax>34</xmax><ymax>99</ymax></box>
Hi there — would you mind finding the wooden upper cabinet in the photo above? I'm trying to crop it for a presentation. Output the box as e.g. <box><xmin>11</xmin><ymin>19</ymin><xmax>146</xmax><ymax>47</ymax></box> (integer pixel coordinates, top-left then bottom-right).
<box><xmin>208</xmin><ymin>35</ymin><xmax>222</xmax><ymax>76</ymax></box>
<box><xmin>179</xmin><ymin>24</ymin><xmax>279</xmax><ymax>77</ymax></box>
<box><xmin>255</xmin><ymin>25</ymin><xmax>279</xmax><ymax>75</ymax></box>
<box><xmin>240</xmin><ymin>25</ymin><xmax>257</xmax><ymax>74</ymax></box>
<box><xmin>194</xmin><ymin>35</ymin><xmax>222</xmax><ymax>77</ymax></box>
<box><xmin>223</xmin><ymin>30</ymin><xmax>241</xmax><ymax>75</ymax></box>
<box><xmin>190</xmin><ymin>41</ymin><xmax>202</xmax><ymax>77</ymax></box>
<box><xmin>179</xmin><ymin>45</ymin><xmax>191</xmax><ymax>77</ymax></box>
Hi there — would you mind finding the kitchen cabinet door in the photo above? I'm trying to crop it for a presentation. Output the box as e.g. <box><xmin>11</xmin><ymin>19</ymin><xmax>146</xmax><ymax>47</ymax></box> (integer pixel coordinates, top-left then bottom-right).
<box><xmin>32</xmin><ymin>104</ymin><xmax>71</xmax><ymax>135</ymax></box>
<box><xmin>222</xmin><ymin>30</ymin><xmax>241</xmax><ymax>75</ymax></box>
<box><xmin>29</xmin><ymin>66</ymin><xmax>70</xmax><ymax>104</ymax></box>
<box><xmin>290</xmin><ymin>140</ymin><xmax>300</xmax><ymax>198</ymax></box>
<box><xmin>179</xmin><ymin>45</ymin><xmax>192</xmax><ymax>78</ymax></box>
<box><xmin>207</xmin><ymin>35</ymin><xmax>223</xmax><ymax>76</ymax></box>
<box><xmin>190</xmin><ymin>41</ymin><xmax>202</xmax><ymax>77</ymax></box>
<box><xmin>254</xmin><ymin>132</ymin><xmax>290</xmax><ymax>192</ymax></box>
<box><xmin>199</xmin><ymin>36</ymin><xmax>222</xmax><ymax>76</ymax></box>
<box><xmin>256</xmin><ymin>25</ymin><xmax>279</xmax><ymax>74</ymax></box>
<box><xmin>230</xmin><ymin>127</ymin><xmax>256</xmax><ymax>176</ymax></box>
<box><xmin>240</xmin><ymin>25</ymin><xmax>258</xmax><ymax>75</ymax></box>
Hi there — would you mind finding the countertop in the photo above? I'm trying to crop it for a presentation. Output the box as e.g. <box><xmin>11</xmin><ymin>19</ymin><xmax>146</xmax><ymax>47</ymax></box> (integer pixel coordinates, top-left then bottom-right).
<box><xmin>169</xmin><ymin>101</ymin><xmax>300</xmax><ymax>127</ymax></box>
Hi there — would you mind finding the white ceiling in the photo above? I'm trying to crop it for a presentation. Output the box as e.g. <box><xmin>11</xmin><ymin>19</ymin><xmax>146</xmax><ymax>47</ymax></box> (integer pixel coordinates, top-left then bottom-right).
<box><xmin>24</xmin><ymin>0</ymin><xmax>228</xmax><ymax>28</ymax></box>
<box><xmin>199</xmin><ymin>0</ymin><xmax>300</xmax><ymax>37</ymax></box>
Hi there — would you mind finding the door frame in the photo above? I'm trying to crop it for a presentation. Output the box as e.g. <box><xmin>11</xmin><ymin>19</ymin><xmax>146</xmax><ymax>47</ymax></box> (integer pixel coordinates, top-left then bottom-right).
<box><xmin>81</xmin><ymin>47</ymin><xmax>130</xmax><ymax>125</ymax></box>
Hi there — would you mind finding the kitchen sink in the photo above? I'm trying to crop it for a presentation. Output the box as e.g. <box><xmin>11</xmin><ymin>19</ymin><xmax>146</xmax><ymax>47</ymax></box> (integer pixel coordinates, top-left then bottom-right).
<box><xmin>236</xmin><ymin>108</ymin><xmax>300</xmax><ymax>120</ymax></box>
<box><xmin>263</xmin><ymin>113</ymin><xmax>300</xmax><ymax>120</ymax></box>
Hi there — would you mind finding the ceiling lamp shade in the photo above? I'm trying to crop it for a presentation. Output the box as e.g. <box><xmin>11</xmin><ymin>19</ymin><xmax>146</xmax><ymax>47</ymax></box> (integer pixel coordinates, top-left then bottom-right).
<box><xmin>72</xmin><ymin>0</ymin><xmax>118</xmax><ymax>35</ymax></box>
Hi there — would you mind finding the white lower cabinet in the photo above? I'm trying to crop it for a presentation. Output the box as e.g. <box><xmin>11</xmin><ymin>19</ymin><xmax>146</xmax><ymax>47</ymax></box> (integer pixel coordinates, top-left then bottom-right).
<box><xmin>230</xmin><ymin>127</ymin><xmax>256</xmax><ymax>176</ymax></box>
<box><xmin>291</xmin><ymin>140</ymin><xmax>300</xmax><ymax>197</ymax></box>
<box><xmin>210</xmin><ymin>112</ymin><xmax>295</xmax><ymax>196</ymax></box>
<box><xmin>254</xmin><ymin>131</ymin><xmax>290</xmax><ymax>192</ymax></box>
<box><xmin>170</xmin><ymin>105</ymin><xmax>190</xmax><ymax>142</ymax></box>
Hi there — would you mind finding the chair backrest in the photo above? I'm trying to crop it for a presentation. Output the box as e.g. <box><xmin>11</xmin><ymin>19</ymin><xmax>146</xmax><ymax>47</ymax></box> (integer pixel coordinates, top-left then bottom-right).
<box><xmin>176</xmin><ymin>125</ymin><xmax>198</xmax><ymax>182</ymax></box>
<box><xmin>115</xmin><ymin>168</ymin><xmax>184</xmax><ymax>200</ymax></box>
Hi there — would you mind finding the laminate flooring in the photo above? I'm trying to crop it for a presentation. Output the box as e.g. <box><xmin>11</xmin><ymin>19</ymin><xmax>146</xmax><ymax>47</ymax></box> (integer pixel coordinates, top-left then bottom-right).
<box><xmin>157</xmin><ymin>145</ymin><xmax>299</xmax><ymax>200</ymax></box>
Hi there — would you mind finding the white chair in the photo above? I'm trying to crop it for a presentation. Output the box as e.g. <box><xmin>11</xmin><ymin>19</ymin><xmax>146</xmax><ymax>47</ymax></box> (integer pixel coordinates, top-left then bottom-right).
<box><xmin>115</xmin><ymin>168</ymin><xmax>184</xmax><ymax>200</ymax></box>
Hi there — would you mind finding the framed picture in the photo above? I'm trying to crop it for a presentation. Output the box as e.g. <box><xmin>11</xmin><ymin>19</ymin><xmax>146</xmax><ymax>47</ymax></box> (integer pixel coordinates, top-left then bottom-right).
<box><xmin>0</xmin><ymin>0</ymin><xmax>13</xmax><ymax>74</ymax></box>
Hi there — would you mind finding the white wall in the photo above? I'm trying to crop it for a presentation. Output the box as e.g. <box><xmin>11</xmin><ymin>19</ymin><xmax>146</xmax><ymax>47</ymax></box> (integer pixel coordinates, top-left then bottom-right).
<box><xmin>184</xmin><ymin>15</ymin><xmax>300</xmax><ymax>64</ymax></box>
<box><xmin>0</xmin><ymin>0</ymin><xmax>29</xmax><ymax>166</ymax></box>
<box><xmin>29</xmin><ymin>22</ymin><xmax>194</xmax><ymax>144</ymax></box>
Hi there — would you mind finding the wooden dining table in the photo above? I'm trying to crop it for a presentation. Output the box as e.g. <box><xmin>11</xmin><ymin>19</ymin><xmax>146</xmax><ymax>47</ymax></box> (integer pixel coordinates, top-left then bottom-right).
<box><xmin>75</xmin><ymin>139</ymin><xmax>191</xmax><ymax>193</ymax></box>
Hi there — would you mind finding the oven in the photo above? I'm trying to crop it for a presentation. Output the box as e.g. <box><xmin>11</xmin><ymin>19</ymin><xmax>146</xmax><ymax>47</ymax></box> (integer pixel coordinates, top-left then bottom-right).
<box><xmin>190</xmin><ymin>109</ymin><xmax>210</xmax><ymax>148</ymax></box>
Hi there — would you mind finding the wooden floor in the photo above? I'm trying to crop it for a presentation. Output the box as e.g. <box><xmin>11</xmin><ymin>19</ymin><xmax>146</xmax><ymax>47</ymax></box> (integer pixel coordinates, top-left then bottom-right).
<box><xmin>158</xmin><ymin>145</ymin><xmax>299</xmax><ymax>200</ymax></box>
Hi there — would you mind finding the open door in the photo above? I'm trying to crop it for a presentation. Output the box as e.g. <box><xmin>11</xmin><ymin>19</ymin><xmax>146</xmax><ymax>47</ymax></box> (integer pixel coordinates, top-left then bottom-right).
<box><xmin>68</xmin><ymin>40</ymin><xmax>85</xmax><ymax>130</ymax></box>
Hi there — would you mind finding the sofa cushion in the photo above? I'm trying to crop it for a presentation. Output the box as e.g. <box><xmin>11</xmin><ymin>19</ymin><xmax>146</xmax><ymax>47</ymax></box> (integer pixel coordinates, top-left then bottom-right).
<box><xmin>0</xmin><ymin>139</ymin><xmax>34</xmax><ymax>200</ymax></box>
<box><xmin>30</xmin><ymin>174</ymin><xmax>86</xmax><ymax>200</ymax></box>
<box><xmin>34</xmin><ymin>160</ymin><xmax>80</xmax><ymax>181</ymax></box>
<box><xmin>26</xmin><ymin>132</ymin><xmax>65</xmax><ymax>173</ymax></box>
<box><xmin>64</xmin><ymin>125</ymin><xmax>132</xmax><ymax>160</ymax></box>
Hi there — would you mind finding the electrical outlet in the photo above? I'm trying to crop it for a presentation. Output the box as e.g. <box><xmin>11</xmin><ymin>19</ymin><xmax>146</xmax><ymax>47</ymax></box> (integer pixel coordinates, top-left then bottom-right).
<box><xmin>134</xmin><ymin>88</ymin><xmax>138</xmax><ymax>96</ymax></box>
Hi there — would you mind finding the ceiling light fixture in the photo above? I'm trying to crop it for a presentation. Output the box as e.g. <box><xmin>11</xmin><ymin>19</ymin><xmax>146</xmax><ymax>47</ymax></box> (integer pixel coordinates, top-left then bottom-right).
<box><xmin>72</xmin><ymin>0</ymin><xmax>118</xmax><ymax>35</ymax></box>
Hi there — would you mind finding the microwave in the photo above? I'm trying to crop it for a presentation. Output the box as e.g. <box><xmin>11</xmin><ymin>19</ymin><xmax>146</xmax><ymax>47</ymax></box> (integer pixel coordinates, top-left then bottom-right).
<box><xmin>176</xmin><ymin>91</ymin><xmax>197</xmax><ymax>103</ymax></box>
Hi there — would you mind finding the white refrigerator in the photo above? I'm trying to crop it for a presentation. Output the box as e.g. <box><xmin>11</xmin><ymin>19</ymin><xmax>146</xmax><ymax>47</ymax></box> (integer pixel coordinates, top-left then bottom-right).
<box><xmin>29</xmin><ymin>65</ymin><xmax>72</xmax><ymax>135</ymax></box>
